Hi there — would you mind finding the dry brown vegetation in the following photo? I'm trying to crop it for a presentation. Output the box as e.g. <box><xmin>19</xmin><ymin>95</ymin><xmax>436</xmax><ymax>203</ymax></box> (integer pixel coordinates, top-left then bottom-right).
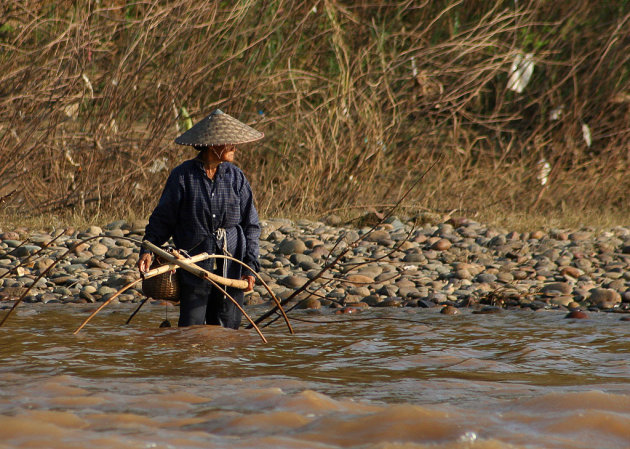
<box><xmin>1</xmin><ymin>0</ymin><xmax>629</xmax><ymax>230</ymax></box>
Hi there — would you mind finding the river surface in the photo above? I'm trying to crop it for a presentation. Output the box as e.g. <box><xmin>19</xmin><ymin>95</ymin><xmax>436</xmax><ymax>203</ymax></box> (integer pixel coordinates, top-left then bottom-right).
<box><xmin>0</xmin><ymin>303</ymin><xmax>629</xmax><ymax>449</ymax></box>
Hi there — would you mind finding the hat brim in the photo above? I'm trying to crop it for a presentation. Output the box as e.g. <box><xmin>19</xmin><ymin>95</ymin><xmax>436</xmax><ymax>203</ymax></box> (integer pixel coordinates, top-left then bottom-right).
<box><xmin>174</xmin><ymin>109</ymin><xmax>264</xmax><ymax>147</ymax></box>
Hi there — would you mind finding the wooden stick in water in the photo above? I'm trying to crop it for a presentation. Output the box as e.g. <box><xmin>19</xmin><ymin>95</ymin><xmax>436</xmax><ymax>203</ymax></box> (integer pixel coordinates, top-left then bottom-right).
<box><xmin>73</xmin><ymin>252</ymin><xmax>212</xmax><ymax>334</ymax></box>
<box><xmin>143</xmin><ymin>243</ymin><xmax>267</xmax><ymax>342</ymax></box>
<box><xmin>143</xmin><ymin>241</ymin><xmax>249</xmax><ymax>290</ymax></box>
<box><xmin>206</xmin><ymin>254</ymin><xmax>294</xmax><ymax>335</ymax></box>
<box><xmin>168</xmin><ymin>250</ymin><xmax>268</xmax><ymax>343</ymax></box>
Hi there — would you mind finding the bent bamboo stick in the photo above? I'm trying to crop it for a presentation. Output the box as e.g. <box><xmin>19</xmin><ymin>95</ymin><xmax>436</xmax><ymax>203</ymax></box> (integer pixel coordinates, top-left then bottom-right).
<box><xmin>74</xmin><ymin>253</ymin><xmax>213</xmax><ymax>334</ymax></box>
<box><xmin>125</xmin><ymin>253</ymin><xmax>294</xmax><ymax>334</ymax></box>
<box><xmin>206</xmin><ymin>254</ymin><xmax>294</xmax><ymax>335</ymax></box>
<box><xmin>142</xmin><ymin>241</ymin><xmax>248</xmax><ymax>290</ymax></box>
<box><xmin>142</xmin><ymin>242</ymin><xmax>266</xmax><ymax>342</ymax></box>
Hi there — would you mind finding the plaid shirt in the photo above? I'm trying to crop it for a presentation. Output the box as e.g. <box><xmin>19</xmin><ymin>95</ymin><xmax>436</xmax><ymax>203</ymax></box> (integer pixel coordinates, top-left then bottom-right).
<box><xmin>143</xmin><ymin>157</ymin><xmax>260</xmax><ymax>284</ymax></box>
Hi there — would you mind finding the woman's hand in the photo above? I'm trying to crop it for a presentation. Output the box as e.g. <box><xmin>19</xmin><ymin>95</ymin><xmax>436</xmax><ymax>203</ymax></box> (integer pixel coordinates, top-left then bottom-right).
<box><xmin>137</xmin><ymin>253</ymin><xmax>153</xmax><ymax>273</ymax></box>
<box><xmin>242</xmin><ymin>275</ymin><xmax>255</xmax><ymax>291</ymax></box>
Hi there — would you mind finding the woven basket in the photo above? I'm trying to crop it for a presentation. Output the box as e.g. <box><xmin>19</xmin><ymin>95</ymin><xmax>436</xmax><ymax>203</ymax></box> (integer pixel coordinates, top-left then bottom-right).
<box><xmin>142</xmin><ymin>257</ymin><xmax>179</xmax><ymax>301</ymax></box>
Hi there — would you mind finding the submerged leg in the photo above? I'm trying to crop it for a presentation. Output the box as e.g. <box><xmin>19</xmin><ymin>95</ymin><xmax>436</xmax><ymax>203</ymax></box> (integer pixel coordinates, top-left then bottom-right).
<box><xmin>178</xmin><ymin>282</ymin><xmax>209</xmax><ymax>327</ymax></box>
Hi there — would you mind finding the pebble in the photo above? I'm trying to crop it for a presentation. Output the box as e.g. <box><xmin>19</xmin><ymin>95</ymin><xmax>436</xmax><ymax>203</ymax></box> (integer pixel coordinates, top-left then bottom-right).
<box><xmin>298</xmin><ymin>298</ymin><xmax>321</xmax><ymax>309</ymax></box>
<box><xmin>588</xmin><ymin>288</ymin><xmax>621</xmax><ymax>309</ymax></box>
<box><xmin>541</xmin><ymin>282</ymin><xmax>572</xmax><ymax>296</ymax></box>
<box><xmin>440</xmin><ymin>305</ymin><xmax>459</xmax><ymax>315</ymax></box>
<box><xmin>565</xmin><ymin>310</ymin><xmax>588</xmax><ymax>319</ymax></box>
<box><xmin>476</xmin><ymin>273</ymin><xmax>497</xmax><ymax>283</ymax></box>
<box><xmin>0</xmin><ymin>218</ymin><xmax>627</xmax><ymax>316</ymax></box>
<box><xmin>279</xmin><ymin>275</ymin><xmax>309</xmax><ymax>288</ymax></box>
<box><xmin>431</xmin><ymin>239</ymin><xmax>452</xmax><ymax>251</ymax></box>
<box><xmin>278</xmin><ymin>238</ymin><xmax>307</xmax><ymax>255</ymax></box>
<box><xmin>550</xmin><ymin>296</ymin><xmax>574</xmax><ymax>307</ymax></box>
<box><xmin>376</xmin><ymin>298</ymin><xmax>403</xmax><ymax>307</ymax></box>
<box><xmin>346</xmin><ymin>274</ymin><xmax>374</xmax><ymax>285</ymax></box>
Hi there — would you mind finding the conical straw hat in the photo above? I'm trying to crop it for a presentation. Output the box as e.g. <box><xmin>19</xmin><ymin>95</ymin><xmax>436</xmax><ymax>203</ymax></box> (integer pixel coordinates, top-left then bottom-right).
<box><xmin>174</xmin><ymin>109</ymin><xmax>264</xmax><ymax>147</ymax></box>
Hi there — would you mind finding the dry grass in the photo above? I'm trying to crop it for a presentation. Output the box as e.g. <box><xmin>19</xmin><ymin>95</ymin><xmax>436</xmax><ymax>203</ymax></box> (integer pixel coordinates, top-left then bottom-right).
<box><xmin>0</xmin><ymin>0</ymin><xmax>629</xmax><ymax>232</ymax></box>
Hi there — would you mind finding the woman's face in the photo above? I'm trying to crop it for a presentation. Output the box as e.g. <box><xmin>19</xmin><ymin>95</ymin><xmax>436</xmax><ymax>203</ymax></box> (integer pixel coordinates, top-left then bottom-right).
<box><xmin>213</xmin><ymin>144</ymin><xmax>236</xmax><ymax>162</ymax></box>
<box><xmin>201</xmin><ymin>144</ymin><xmax>236</xmax><ymax>162</ymax></box>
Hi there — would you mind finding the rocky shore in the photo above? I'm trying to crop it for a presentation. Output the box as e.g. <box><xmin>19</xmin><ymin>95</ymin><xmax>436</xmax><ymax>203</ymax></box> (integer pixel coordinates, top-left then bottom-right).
<box><xmin>1</xmin><ymin>216</ymin><xmax>630</xmax><ymax>316</ymax></box>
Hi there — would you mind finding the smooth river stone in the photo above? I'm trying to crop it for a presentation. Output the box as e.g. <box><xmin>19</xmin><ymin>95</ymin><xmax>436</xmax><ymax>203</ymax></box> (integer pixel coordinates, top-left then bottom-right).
<box><xmin>297</xmin><ymin>298</ymin><xmax>321</xmax><ymax>309</ymax></box>
<box><xmin>376</xmin><ymin>297</ymin><xmax>402</xmax><ymax>307</ymax></box>
<box><xmin>588</xmin><ymin>288</ymin><xmax>621</xmax><ymax>309</ymax></box>
<box><xmin>476</xmin><ymin>273</ymin><xmax>497</xmax><ymax>283</ymax></box>
<box><xmin>89</xmin><ymin>243</ymin><xmax>108</xmax><ymax>256</ymax></box>
<box><xmin>440</xmin><ymin>305</ymin><xmax>459</xmax><ymax>315</ymax></box>
<box><xmin>279</xmin><ymin>275</ymin><xmax>309</xmax><ymax>288</ymax></box>
<box><xmin>105</xmin><ymin>247</ymin><xmax>132</xmax><ymax>259</ymax></box>
<box><xmin>13</xmin><ymin>245</ymin><xmax>42</xmax><ymax>257</ymax></box>
<box><xmin>83</xmin><ymin>226</ymin><xmax>103</xmax><ymax>236</ymax></box>
<box><xmin>550</xmin><ymin>296</ymin><xmax>574</xmax><ymax>307</ymax></box>
<box><xmin>278</xmin><ymin>238</ymin><xmax>307</xmax><ymax>255</ymax></box>
<box><xmin>565</xmin><ymin>310</ymin><xmax>588</xmax><ymax>319</ymax></box>
<box><xmin>348</xmin><ymin>286</ymin><xmax>371</xmax><ymax>297</ymax></box>
<box><xmin>345</xmin><ymin>274</ymin><xmax>374</xmax><ymax>285</ymax></box>
<box><xmin>541</xmin><ymin>282</ymin><xmax>572</xmax><ymax>296</ymax></box>
<box><xmin>290</xmin><ymin>253</ymin><xmax>313</xmax><ymax>265</ymax></box>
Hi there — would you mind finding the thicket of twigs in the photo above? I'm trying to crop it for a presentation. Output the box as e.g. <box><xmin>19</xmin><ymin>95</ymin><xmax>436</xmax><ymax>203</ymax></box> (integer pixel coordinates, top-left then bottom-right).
<box><xmin>1</xmin><ymin>0</ymin><xmax>629</xmax><ymax>228</ymax></box>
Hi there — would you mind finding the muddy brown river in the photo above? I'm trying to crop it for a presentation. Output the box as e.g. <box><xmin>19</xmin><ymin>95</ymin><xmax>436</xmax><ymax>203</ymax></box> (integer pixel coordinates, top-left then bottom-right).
<box><xmin>0</xmin><ymin>303</ymin><xmax>629</xmax><ymax>449</ymax></box>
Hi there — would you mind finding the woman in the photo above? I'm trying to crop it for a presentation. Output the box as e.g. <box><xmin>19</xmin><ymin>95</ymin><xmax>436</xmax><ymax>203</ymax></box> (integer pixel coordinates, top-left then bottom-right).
<box><xmin>137</xmin><ymin>109</ymin><xmax>262</xmax><ymax>329</ymax></box>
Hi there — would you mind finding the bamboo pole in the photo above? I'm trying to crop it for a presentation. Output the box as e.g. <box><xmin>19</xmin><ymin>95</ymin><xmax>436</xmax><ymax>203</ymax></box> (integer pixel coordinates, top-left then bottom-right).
<box><xmin>250</xmin><ymin>158</ymin><xmax>441</xmax><ymax>329</ymax></box>
<box><xmin>206</xmin><ymin>254</ymin><xmax>294</xmax><ymax>335</ymax></box>
<box><xmin>74</xmin><ymin>278</ymin><xmax>141</xmax><ymax>334</ymax></box>
<box><xmin>73</xmin><ymin>253</ymin><xmax>213</xmax><ymax>334</ymax></box>
<box><xmin>142</xmin><ymin>242</ymin><xmax>267</xmax><ymax>342</ymax></box>
<box><xmin>142</xmin><ymin>241</ymin><xmax>248</xmax><ymax>290</ymax></box>
<box><xmin>124</xmin><ymin>253</ymin><xmax>294</xmax><ymax>335</ymax></box>
<box><xmin>125</xmin><ymin>296</ymin><xmax>150</xmax><ymax>325</ymax></box>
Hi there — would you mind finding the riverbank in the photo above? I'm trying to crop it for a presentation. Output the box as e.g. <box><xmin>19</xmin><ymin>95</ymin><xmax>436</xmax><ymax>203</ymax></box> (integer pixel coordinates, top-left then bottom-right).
<box><xmin>1</xmin><ymin>217</ymin><xmax>629</xmax><ymax>317</ymax></box>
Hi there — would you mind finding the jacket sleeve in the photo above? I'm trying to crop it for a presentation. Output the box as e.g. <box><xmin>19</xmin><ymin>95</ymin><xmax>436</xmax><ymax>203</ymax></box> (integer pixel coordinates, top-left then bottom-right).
<box><xmin>239</xmin><ymin>177</ymin><xmax>260</xmax><ymax>276</ymax></box>
<box><xmin>141</xmin><ymin>171</ymin><xmax>183</xmax><ymax>255</ymax></box>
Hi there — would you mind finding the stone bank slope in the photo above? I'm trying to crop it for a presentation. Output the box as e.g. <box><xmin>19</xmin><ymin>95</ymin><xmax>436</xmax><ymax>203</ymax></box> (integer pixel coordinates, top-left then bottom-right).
<box><xmin>1</xmin><ymin>218</ymin><xmax>629</xmax><ymax>314</ymax></box>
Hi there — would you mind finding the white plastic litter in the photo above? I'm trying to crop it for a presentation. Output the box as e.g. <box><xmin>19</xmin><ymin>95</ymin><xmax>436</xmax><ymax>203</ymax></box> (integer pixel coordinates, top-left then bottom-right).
<box><xmin>507</xmin><ymin>53</ymin><xmax>534</xmax><ymax>93</ymax></box>
<box><xmin>549</xmin><ymin>105</ymin><xmax>564</xmax><ymax>121</ymax></box>
<box><xmin>582</xmin><ymin>123</ymin><xmax>592</xmax><ymax>147</ymax></box>
<box><xmin>537</xmin><ymin>158</ymin><xmax>551</xmax><ymax>186</ymax></box>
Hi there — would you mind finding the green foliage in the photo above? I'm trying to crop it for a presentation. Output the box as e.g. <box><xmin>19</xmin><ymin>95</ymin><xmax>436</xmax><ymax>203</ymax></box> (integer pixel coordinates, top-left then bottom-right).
<box><xmin>0</xmin><ymin>23</ymin><xmax>15</xmax><ymax>40</ymax></box>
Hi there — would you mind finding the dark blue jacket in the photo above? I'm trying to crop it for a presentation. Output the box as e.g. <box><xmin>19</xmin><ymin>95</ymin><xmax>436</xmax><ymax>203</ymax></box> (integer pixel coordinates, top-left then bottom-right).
<box><xmin>143</xmin><ymin>157</ymin><xmax>260</xmax><ymax>285</ymax></box>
